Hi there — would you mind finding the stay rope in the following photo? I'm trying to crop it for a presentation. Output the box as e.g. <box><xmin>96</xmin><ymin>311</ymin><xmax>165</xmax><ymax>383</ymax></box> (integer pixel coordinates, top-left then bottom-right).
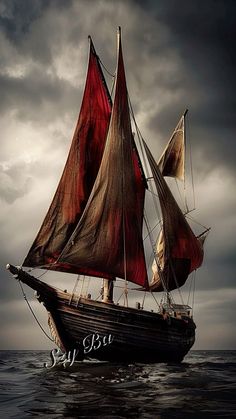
<box><xmin>17</xmin><ymin>279</ymin><xmax>54</xmax><ymax>343</ymax></box>
<box><xmin>98</xmin><ymin>56</ymin><xmax>115</xmax><ymax>78</ymax></box>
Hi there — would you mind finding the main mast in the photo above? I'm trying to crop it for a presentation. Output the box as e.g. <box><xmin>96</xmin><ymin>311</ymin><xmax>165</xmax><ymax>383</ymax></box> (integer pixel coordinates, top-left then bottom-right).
<box><xmin>102</xmin><ymin>26</ymin><xmax>130</xmax><ymax>305</ymax></box>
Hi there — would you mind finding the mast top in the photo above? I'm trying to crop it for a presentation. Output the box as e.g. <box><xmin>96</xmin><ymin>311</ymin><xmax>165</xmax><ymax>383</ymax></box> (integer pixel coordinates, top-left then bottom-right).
<box><xmin>117</xmin><ymin>26</ymin><xmax>121</xmax><ymax>46</ymax></box>
<box><xmin>183</xmin><ymin>108</ymin><xmax>188</xmax><ymax>117</ymax></box>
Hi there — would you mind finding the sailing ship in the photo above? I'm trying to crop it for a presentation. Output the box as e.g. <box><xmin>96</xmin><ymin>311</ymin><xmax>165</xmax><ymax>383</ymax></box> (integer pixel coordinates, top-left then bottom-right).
<box><xmin>7</xmin><ymin>28</ymin><xmax>209</xmax><ymax>363</ymax></box>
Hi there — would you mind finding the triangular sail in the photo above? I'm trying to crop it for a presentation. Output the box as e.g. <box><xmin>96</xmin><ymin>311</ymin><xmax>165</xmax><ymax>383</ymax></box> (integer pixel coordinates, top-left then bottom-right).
<box><xmin>144</xmin><ymin>141</ymin><xmax>203</xmax><ymax>292</ymax></box>
<box><xmin>158</xmin><ymin>111</ymin><xmax>186</xmax><ymax>181</ymax></box>
<box><xmin>58</xmin><ymin>29</ymin><xmax>148</xmax><ymax>289</ymax></box>
<box><xmin>23</xmin><ymin>38</ymin><xmax>112</xmax><ymax>272</ymax></box>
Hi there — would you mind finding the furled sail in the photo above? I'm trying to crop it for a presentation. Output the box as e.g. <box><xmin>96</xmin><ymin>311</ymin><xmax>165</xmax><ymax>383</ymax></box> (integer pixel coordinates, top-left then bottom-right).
<box><xmin>143</xmin><ymin>141</ymin><xmax>203</xmax><ymax>292</ymax></box>
<box><xmin>58</xmin><ymin>29</ymin><xmax>148</xmax><ymax>289</ymax></box>
<box><xmin>158</xmin><ymin>111</ymin><xmax>187</xmax><ymax>181</ymax></box>
<box><xmin>23</xmin><ymin>38</ymin><xmax>112</xmax><ymax>271</ymax></box>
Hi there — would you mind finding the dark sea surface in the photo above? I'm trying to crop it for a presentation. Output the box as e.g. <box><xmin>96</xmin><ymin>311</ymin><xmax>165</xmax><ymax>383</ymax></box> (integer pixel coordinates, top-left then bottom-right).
<box><xmin>0</xmin><ymin>350</ymin><xmax>235</xmax><ymax>418</ymax></box>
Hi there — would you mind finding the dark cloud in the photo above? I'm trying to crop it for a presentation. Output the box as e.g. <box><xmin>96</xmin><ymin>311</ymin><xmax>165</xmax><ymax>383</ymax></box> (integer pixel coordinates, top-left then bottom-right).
<box><xmin>0</xmin><ymin>0</ymin><xmax>73</xmax><ymax>43</ymax></box>
<box><xmin>0</xmin><ymin>70</ymin><xmax>81</xmax><ymax>123</ymax></box>
<box><xmin>142</xmin><ymin>0</ymin><xmax>236</xmax><ymax>174</ymax></box>
<box><xmin>0</xmin><ymin>171</ymin><xmax>32</xmax><ymax>204</ymax></box>
<box><xmin>0</xmin><ymin>0</ymin><xmax>50</xmax><ymax>42</ymax></box>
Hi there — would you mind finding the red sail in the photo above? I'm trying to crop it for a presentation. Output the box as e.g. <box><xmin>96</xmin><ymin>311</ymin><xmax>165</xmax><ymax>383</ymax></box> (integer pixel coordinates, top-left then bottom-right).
<box><xmin>144</xmin><ymin>141</ymin><xmax>203</xmax><ymax>292</ymax></box>
<box><xmin>23</xmin><ymin>38</ymin><xmax>112</xmax><ymax>271</ymax></box>
<box><xmin>58</xmin><ymin>30</ymin><xmax>148</xmax><ymax>289</ymax></box>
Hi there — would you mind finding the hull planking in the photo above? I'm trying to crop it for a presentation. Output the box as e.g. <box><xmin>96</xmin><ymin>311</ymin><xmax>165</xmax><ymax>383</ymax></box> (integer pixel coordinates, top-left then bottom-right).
<box><xmin>7</xmin><ymin>265</ymin><xmax>195</xmax><ymax>363</ymax></box>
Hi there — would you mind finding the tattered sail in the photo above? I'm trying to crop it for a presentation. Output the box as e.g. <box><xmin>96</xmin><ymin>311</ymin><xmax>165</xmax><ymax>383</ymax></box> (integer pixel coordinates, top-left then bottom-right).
<box><xmin>58</xmin><ymin>29</ymin><xmax>148</xmax><ymax>289</ymax></box>
<box><xmin>23</xmin><ymin>38</ymin><xmax>112</xmax><ymax>272</ymax></box>
<box><xmin>144</xmin><ymin>141</ymin><xmax>203</xmax><ymax>292</ymax></box>
<box><xmin>22</xmin><ymin>29</ymin><xmax>204</xmax><ymax>293</ymax></box>
<box><xmin>158</xmin><ymin>111</ymin><xmax>186</xmax><ymax>181</ymax></box>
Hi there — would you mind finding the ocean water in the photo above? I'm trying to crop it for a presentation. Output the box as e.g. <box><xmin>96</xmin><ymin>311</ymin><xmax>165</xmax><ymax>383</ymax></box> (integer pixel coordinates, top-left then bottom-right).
<box><xmin>0</xmin><ymin>350</ymin><xmax>235</xmax><ymax>418</ymax></box>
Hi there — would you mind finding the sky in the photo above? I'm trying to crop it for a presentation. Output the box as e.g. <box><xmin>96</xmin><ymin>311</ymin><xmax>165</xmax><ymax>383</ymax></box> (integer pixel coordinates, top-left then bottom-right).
<box><xmin>0</xmin><ymin>0</ymin><xmax>235</xmax><ymax>350</ymax></box>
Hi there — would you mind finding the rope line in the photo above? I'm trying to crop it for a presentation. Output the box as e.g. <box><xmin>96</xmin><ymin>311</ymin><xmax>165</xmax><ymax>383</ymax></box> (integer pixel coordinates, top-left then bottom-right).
<box><xmin>186</xmin><ymin>114</ymin><xmax>196</xmax><ymax>209</ymax></box>
<box><xmin>98</xmin><ymin>56</ymin><xmax>115</xmax><ymax>78</ymax></box>
<box><xmin>17</xmin><ymin>280</ymin><xmax>54</xmax><ymax>343</ymax></box>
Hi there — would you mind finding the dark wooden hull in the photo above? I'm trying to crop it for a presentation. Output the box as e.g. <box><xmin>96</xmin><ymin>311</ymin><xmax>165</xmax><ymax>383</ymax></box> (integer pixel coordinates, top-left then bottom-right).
<box><xmin>49</xmin><ymin>297</ymin><xmax>195</xmax><ymax>363</ymax></box>
<box><xmin>7</xmin><ymin>265</ymin><xmax>196</xmax><ymax>363</ymax></box>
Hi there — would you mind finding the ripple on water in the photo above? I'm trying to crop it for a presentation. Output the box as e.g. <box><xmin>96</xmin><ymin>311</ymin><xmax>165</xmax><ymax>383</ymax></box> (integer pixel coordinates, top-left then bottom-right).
<box><xmin>0</xmin><ymin>350</ymin><xmax>235</xmax><ymax>418</ymax></box>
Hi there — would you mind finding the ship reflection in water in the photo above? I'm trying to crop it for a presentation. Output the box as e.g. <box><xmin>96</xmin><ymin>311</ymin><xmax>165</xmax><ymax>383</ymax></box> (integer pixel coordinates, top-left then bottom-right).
<box><xmin>0</xmin><ymin>350</ymin><xmax>235</xmax><ymax>418</ymax></box>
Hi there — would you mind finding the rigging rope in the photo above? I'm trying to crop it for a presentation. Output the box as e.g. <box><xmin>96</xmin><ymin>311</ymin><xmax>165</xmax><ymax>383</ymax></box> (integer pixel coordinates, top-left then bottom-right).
<box><xmin>183</xmin><ymin>113</ymin><xmax>188</xmax><ymax>212</ymax></box>
<box><xmin>80</xmin><ymin>275</ymin><xmax>85</xmax><ymax>297</ymax></box>
<box><xmin>121</xmin><ymin>109</ymin><xmax>128</xmax><ymax>308</ymax></box>
<box><xmin>186</xmin><ymin>114</ymin><xmax>196</xmax><ymax>210</ymax></box>
<box><xmin>141</xmin><ymin>291</ymin><xmax>146</xmax><ymax>309</ymax></box>
<box><xmin>185</xmin><ymin>214</ymin><xmax>210</xmax><ymax>231</ymax></box>
<box><xmin>150</xmin><ymin>292</ymin><xmax>161</xmax><ymax>310</ymax></box>
<box><xmin>191</xmin><ymin>270</ymin><xmax>196</xmax><ymax>314</ymax></box>
<box><xmin>187</xmin><ymin>272</ymin><xmax>193</xmax><ymax>306</ymax></box>
<box><xmin>17</xmin><ymin>279</ymin><xmax>54</xmax><ymax>343</ymax></box>
<box><xmin>128</xmin><ymin>94</ymin><xmax>161</xmax><ymax>219</ymax></box>
<box><xmin>85</xmin><ymin>277</ymin><xmax>91</xmax><ymax>296</ymax></box>
<box><xmin>175</xmin><ymin>178</ymin><xmax>187</xmax><ymax>213</ymax></box>
<box><xmin>96</xmin><ymin>55</ymin><xmax>116</xmax><ymax>97</ymax></box>
<box><xmin>97</xmin><ymin>56</ymin><xmax>115</xmax><ymax>78</ymax></box>
<box><xmin>69</xmin><ymin>274</ymin><xmax>80</xmax><ymax>305</ymax></box>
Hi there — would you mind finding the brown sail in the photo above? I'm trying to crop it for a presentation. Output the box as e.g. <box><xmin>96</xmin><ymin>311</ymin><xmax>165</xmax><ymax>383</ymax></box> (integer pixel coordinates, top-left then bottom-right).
<box><xmin>23</xmin><ymin>38</ymin><xmax>112</xmax><ymax>272</ymax></box>
<box><xmin>58</xmin><ymin>29</ymin><xmax>148</xmax><ymax>289</ymax></box>
<box><xmin>144</xmin><ymin>141</ymin><xmax>203</xmax><ymax>292</ymax></box>
<box><xmin>158</xmin><ymin>112</ymin><xmax>186</xmax><ymax>181</ymax></box>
